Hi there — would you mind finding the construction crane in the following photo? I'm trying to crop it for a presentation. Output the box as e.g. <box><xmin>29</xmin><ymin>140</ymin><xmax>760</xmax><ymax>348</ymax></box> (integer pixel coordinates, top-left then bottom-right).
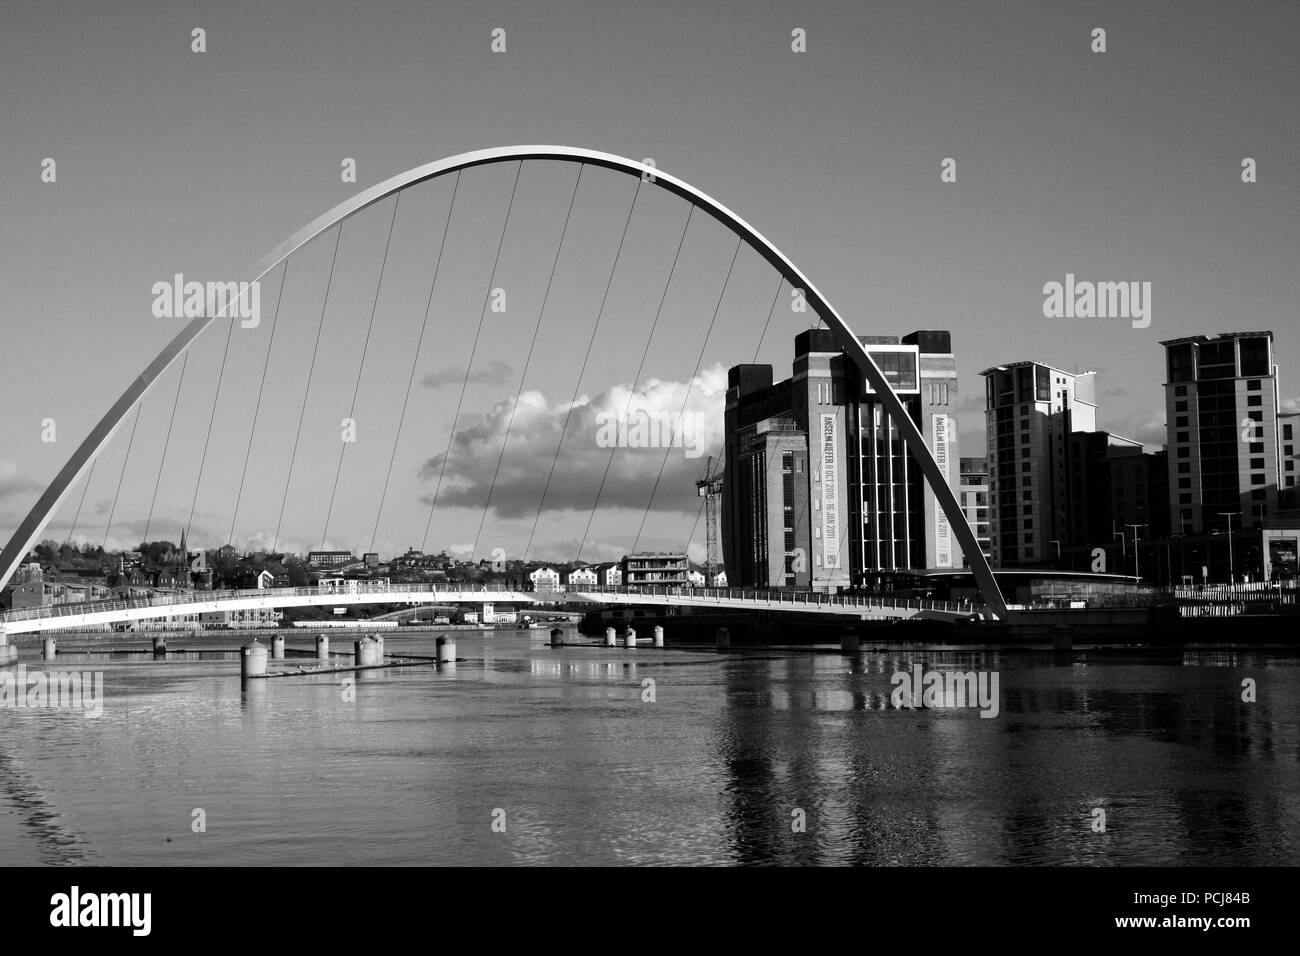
<box><xmin>696</xmin><ymin>452</ymin><xmax>725</xmax><ymax>585</ymax></box>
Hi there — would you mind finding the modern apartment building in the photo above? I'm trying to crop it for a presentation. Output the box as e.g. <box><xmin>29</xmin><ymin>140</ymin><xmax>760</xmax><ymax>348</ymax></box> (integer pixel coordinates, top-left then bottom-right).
<box><xmin>620</xmin><ymin>552</ymin><xmax>690</xmax><ymax>586</ymax></box>
<box><xmin>959</xmin><ymin>457</ymin><xmax>992</xmax><ymax>568</ymax></box>
<box><xmin>981</xmin><ymin>361</ymin><xmax>1125</xmax><ymax>567</ymax></box>
<box><xmin>1161</xmin><ymin>332</ymin><xmax>1281</xmax><ymax>533</ymax></box>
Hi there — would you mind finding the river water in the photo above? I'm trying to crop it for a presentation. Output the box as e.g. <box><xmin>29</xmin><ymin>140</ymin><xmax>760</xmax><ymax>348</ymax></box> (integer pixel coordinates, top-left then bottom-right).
<box><xmin>1</xmin><ymin>629</ymin><xmax>1296</xmax><ymax>866</ymax></box>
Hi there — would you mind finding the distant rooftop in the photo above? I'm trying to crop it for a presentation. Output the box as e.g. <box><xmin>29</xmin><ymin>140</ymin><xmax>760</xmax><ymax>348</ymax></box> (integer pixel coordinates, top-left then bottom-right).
<box><xmin>1158</xmin><ymin>330</ymin><xmax>1273</xmax><ymax>347</ymax></box>
<box><xmin>978</xmin><ymin>360</ymin><xmax>1096</xmax><ymax>378</ymax></box>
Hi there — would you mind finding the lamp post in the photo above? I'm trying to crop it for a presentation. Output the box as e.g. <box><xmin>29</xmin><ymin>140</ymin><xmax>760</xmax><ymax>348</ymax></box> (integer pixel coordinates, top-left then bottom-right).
<box><xmin>1124</xmin><ymin>524</ymin><xmax>1145</xmax><ymax>583</ymax></box>
<box><xmin>1217</xmin><ymin>512</ymin><xmax>1239</xmax><ymax>585</ymax></box>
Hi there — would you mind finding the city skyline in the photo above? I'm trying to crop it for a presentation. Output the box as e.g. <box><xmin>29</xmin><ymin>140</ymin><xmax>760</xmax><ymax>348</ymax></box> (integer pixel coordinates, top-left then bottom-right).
<box><xmin>2</xmin><ymin>0</ymin><xmax>1297</xmax><ymax>567</ymax></box>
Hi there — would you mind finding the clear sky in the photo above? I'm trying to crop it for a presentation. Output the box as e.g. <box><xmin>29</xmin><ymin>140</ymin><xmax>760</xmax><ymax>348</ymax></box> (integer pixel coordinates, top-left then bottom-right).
<box><xmin>1</xmin><ymin>0</ymin><xmax>1296</xmax><ymax>563</ymax></box>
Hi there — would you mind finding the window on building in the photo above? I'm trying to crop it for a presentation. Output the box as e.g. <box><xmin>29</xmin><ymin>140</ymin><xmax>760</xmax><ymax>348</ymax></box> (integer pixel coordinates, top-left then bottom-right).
<box><xmin>1249</xmin><ymin>443</ymin><xmax>1264</xmax><ymax>453</ymax></box>
<box><xmin>1251</xmin><ymin>458</ymin><xmax>1264</xmax><ymax>469</ymax></box>
<box><xmin>1248</xmin><ymin>395</ymin><xmax>1262</xmax><ymax>407</ymax></box>
<box><xmin>1285</xmin><ymin>424</ymin><xmax>1294</xmax><ymax>441</ymax></box>
<box><xmin>1175</xmin><ymin>400</ymin><xmax>1188</xmax><ymax>412</ymax></box>
<box><xmin>1174</xmin><ymin>385</ymin><xmax>1187</xmax><ymax>397</ymax></box>
<box><xmin>1246</xmin><ymin>378</ymin><xmax>1263</xmax><ymax>391</ymax></box>
<box><xmin>1179</xmin><ymin>493</ymin><xmax>1192</xmax><ymax>503</ymax></box>
<box><xmin>1252</xmin><ymin>473</ymin><xmax>1265</xmax><ymax>485</ymax></box>
<box><xmin>1167</xmin><ymin>343</ymin><xmax>1194</xmax><ymax>383</ymax></box>
<box><xmin>1178</xmin><ymin>462</ymin><xmax>1190</xmax><ymax>473</ymax></box>
<box><xmin>1178</xmin><ymin>478</ymin><xmax>1191</xmax><ymax>488</ymax></box>
<box><xmin>1176</xmin><ymin>416</ymin><xmax>1188</xmax><ymax>427</ymax></box>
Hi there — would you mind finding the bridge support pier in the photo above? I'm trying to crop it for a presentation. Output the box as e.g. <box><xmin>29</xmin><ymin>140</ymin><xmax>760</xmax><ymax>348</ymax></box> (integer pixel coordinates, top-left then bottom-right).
<box><xmin>373</xmin><ymin>633</ymin><xmax>384</xmax><ymax>662</ymax></box>
<box><xmin>316</xmin><ymin>634</ymin><xmax>329</xmax><ymax>660</ymax></box>
<box><xmin>550</xmin><ymin>627</ymin><xmax>564</xmax><ymax>647</ymax></box>
<box><xmin>715</xmin><ymin>627</ymin><xmax>730</xmax><ymax>651</ymax></box>
<box><xmin>43</xmin><ymin>637</ymin><xmax>57</xmax><ymax>660</ymax></box>
<box><xmin>0</xmin><ymin>627</ymin><xmax>14</xmax><ymax>666</ymax></box>
<box><xmin>241</xmin><ymin>640</ymin><xmax>268</xmax><ymax>681</ymax></box>
<box><xmin>840</xmin><ymin>628</ymin><xmax>860</xmax><ymax>654</ymax></box>
<box><xmin>436</xmin><ymin>636</ymin><xmax>456</xmax><ymax>664</ymax></box>
<box><xmin>272</xmin><ymin>634</ymin><xmax>285</xmax><ymax>660</ymax></box>
<box><xmin>153</xmin><ymin>635</ymin><xmax>167</xmax><ymax>656</ymax></box>
<box><xmin>604</xmin><ymin>627</ymin><xmax>616</xmax><ymax>648</ymax></box>
<box><xmin>355</xmin><ymin>637</ymin><xmax>380</xmax><ymax>667</ymax></box>
<box><xmin>653</xmin><ymin>626</ymin><xmax>664</xmax><ymax>648</ymax></box>
<box><xmin>624</xmin><ymin>627</ymin><xmax>637</xmax><ymax>649</ymax></box>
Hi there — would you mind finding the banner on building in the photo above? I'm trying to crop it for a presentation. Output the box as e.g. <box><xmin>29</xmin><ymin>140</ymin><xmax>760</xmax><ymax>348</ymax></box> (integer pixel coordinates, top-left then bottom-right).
<box><xmin>820</xmin><ymin>413</ymin><xmax>840</xmax><ymax>569</ymax></box>
<box><xmin>932</xmin><ymin>413</ymin><xmax>953</xmax><ymax>568</ymax></box>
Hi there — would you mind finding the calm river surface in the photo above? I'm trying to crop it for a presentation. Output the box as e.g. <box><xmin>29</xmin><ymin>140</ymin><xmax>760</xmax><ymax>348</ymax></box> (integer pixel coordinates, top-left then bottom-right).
<box><xmin>1</xmin><ymin>629</ymin><xmax>1296</xmax><ymax>866</ymax></box>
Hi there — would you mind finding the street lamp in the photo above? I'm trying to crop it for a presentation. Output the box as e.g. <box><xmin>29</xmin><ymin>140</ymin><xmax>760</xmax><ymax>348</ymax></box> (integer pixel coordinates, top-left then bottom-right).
<box><xmin>1124</xmin><ymin>524</ymin><xmax>1145</xmax><ymax>583</ymax></box>
<box><xmin>1217</xmin><ymin>512</ymin><xmax>1239</xmax><ymax>585</ymax></box>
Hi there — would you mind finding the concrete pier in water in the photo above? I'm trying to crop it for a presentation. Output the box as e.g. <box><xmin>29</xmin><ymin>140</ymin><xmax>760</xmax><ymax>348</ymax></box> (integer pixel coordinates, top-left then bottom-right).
<box><xmin>241</xmin><ymin>640</ymin><xmax>268</xmax><ymax>680</ymax></box>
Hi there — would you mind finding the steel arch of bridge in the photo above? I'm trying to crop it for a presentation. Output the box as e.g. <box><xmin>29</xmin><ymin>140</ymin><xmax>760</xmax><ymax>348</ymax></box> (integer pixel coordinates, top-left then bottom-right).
<box><xmin>0</xmin><ymin>145</ymin><xmax>1008</xmax><ymax>617</ymax></box>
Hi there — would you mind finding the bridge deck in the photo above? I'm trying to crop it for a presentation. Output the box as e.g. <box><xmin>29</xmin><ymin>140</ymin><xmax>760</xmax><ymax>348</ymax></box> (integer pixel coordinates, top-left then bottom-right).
<box><xmin>0</xmin><ymin>584</ymin><xmax>971</xmax><ymax>634</ymax></box>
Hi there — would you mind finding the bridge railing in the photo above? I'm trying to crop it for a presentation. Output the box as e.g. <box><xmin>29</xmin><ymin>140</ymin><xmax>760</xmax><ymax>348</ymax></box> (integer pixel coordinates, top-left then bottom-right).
<box><xmin>2</xmin><ymin>579</ymin><xmax>970</xmax><ymax>625</ymax></box>
<box><xmin>570</xmin><ymin>584</ymin><xmax>967</xmax><ymax>614</ymax></box>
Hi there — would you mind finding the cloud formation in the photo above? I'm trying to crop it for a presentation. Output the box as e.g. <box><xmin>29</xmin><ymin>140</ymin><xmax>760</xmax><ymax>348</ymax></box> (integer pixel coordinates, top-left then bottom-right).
<box><xmin>421</xmin><ymin>360</ymin><xmax>513</xmax><ymax>390</ymax></box>
<box><xmin>418</xmin><ymin>364</ymin><xmax>728</xmax><ymax>520</ymax></box>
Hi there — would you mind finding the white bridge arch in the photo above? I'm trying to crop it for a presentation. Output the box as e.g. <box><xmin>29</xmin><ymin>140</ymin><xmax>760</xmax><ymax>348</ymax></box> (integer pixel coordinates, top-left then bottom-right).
<box><xmin>0</xmin><ymin>146</ymin><xmax>1008</xmax><ymax>617</ymax></box>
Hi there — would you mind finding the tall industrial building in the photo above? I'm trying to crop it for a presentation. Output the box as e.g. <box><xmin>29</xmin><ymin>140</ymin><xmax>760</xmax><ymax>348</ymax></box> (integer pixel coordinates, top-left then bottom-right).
<box><xmin>1161</xmin><ymin>332</ymin><xmax>1282</xmax><ymax>533</ymax></box>
<box><xmin>722</xmin><ymin>328</ymin><xmax>961</xmax><ymax>591</ymax></box>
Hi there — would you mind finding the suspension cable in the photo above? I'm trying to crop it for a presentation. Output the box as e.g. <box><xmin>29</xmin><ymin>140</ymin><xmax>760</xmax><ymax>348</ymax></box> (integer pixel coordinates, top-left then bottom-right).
<box><xmin>273</xmin><ymin>224</ymin><xmax>344</xmax><ymax>554</ymax></box>
<box><xmin>575</xmin><ymin>204</ymin><xmax>694</xmax><ymax>563</ymax></box>
<box><xmin>632</xmin><ymin>236</ymin><xmax>741</xmax><ymax>553</ymax></box>
<box><xmin>369</xmin><ymin>172</ymin><xmax>461</xmax><ymax>555</ymax></box>
<box><xmin>142</xmin><ymin>351</ymin><xmax>189</xmax><ymax>544</ymax></box>
<box><xmin>102</xmin><ymin>405</ymin><xmax>142</xmax><ymax>550</ymax></box>
<box><xmin>523</xmin><ymin>177</ymin><xmax>642</xmax><ymax>562</ymax></box>
<box><xmin>228</xmin><ymin>258</ymin><xmax>289</xmax><ymax>547</ymax></box>
<box><xmin>320</xmin><ymin>193</ymin><xmax>402</xmax><ymax>550</ymax></box>
<box><xmin>422</xmin><ymin>161</ymin><xmax>524</xmax><ymax>552</ymax></box>
<box><xmin>473</xmin><ymin>164</ymin><xmax>583</xmax><ymax>560</ymax></box>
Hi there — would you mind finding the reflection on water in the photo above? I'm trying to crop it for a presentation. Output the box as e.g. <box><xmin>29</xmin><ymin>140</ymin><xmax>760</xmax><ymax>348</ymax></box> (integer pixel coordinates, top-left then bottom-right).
<box><xmin>0</xmin><ymin>632</ymin><xmax>1296</xmax><ymax>865</ymax></box>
